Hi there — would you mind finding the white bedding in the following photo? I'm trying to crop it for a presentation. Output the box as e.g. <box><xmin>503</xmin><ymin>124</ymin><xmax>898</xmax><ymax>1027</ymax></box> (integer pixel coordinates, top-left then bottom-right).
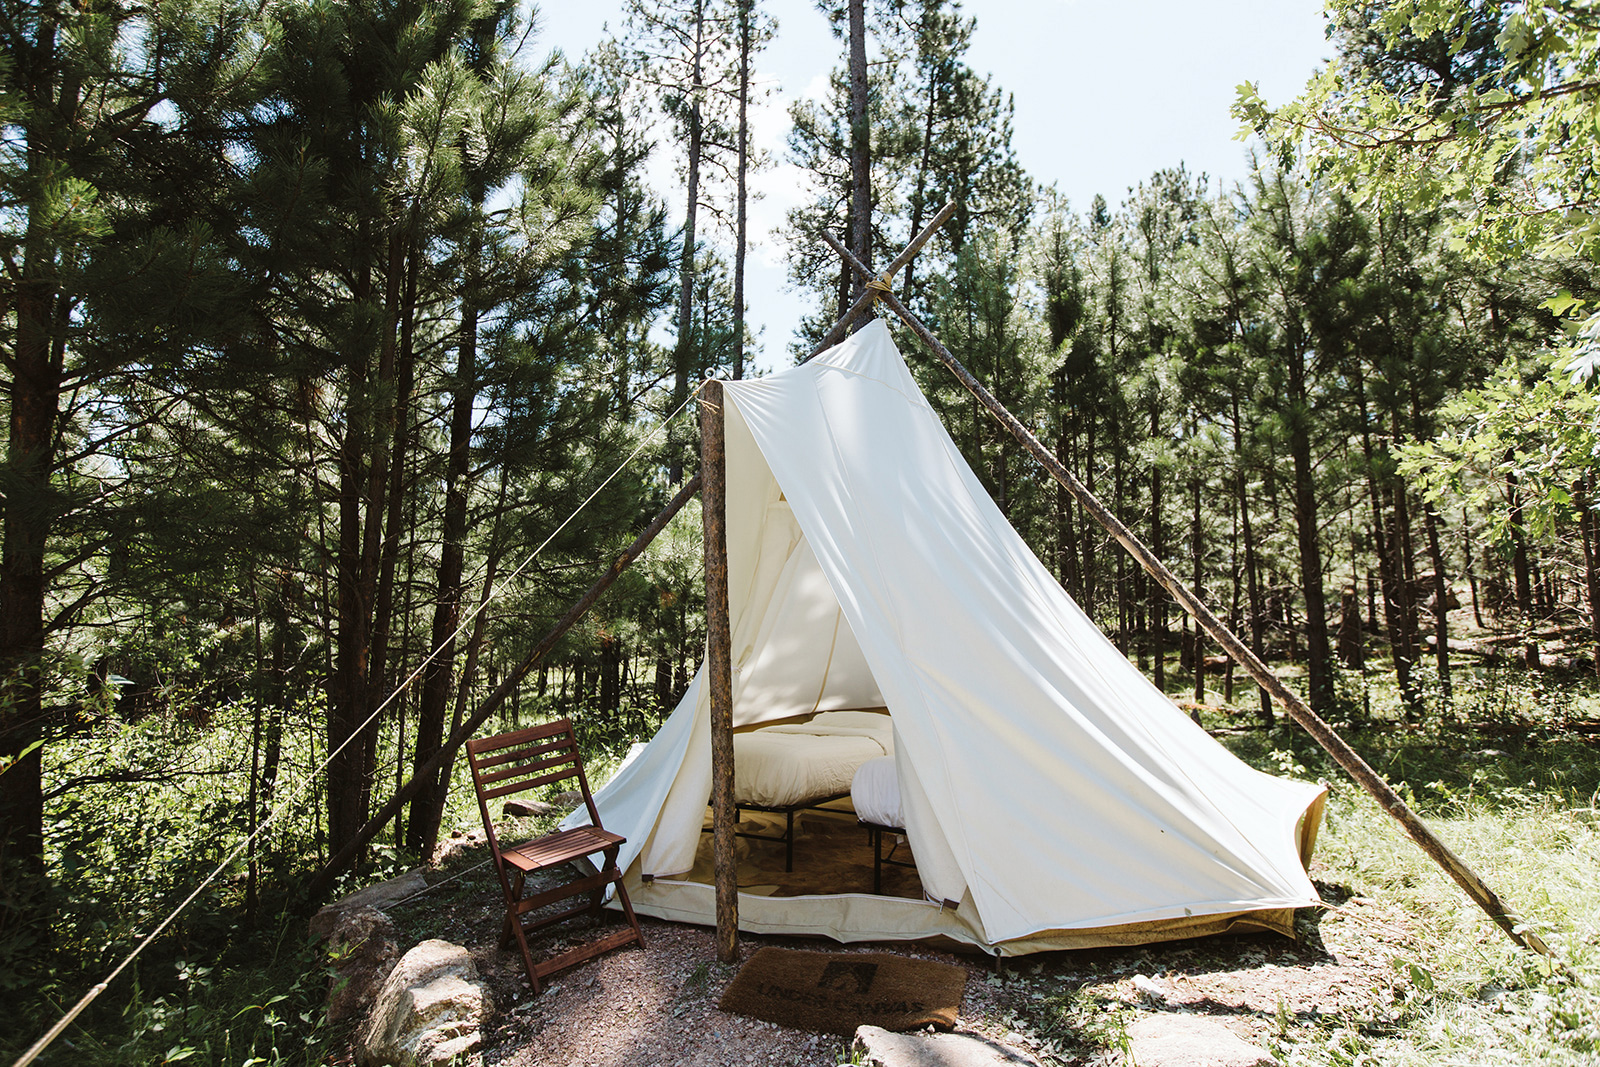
<box><xmin>850</xmin><ymin>755</ymin><xmax>903</xmax><ymax>829</ymax></box>
<box><xmin>732</xmin><ymin>710</ymin><xmax>893</xmax><ymax>808</ymax></box>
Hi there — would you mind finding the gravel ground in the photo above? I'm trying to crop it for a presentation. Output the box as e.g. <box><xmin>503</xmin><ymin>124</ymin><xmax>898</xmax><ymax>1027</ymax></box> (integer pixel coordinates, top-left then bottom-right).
<box><xmin>376</xmin><ymin>830</ymin><xmax>1405</xmax><ymax>1066</ymax></box>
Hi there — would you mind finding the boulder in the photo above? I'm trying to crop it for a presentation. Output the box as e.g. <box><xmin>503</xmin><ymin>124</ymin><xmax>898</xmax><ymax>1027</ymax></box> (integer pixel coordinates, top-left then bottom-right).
<box><xmin>502</xmin><ymin>798</ymin><xmax>558</xmax><ymax>818</ymax></box>
<box><xmin>1126</xmin><ymin>1014</ymin><xmax>1275</xmax><ymax>1067</ymax></box>
<box><xmin>357</xmin><ymin>939</ymin><xmax>496</xmax><ymax>1067</ymax></box>
<box><xmin>325</xmin><ymin>906</ymin><xmax>400</xmax><ymax>1026</ymax></box>
<box><xmin>310</xmin><ymin>869</ymin><xmax>429</xmax><ymax>939</ymax></box>
<box><xmin>852</xmin><ymin>1024</ymin><xmax>1041</xmax><ymax>1067</ymax></box>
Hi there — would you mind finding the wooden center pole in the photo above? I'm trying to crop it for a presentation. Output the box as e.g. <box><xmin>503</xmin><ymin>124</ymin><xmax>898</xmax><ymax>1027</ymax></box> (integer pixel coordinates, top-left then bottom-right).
<box><xmin>701</xmin><ymin>380</ymin><xmax>739</xmax><ymax>963</ymax></box>
<box><xmin>820</xmin><ymin>229</ymin><xmax>1551</xmax><ymax>958</ymax></box>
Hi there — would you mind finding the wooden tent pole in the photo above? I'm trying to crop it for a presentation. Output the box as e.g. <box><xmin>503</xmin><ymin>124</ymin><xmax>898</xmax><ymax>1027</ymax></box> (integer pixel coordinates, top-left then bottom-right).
<box><xmin>309</xmin><ymin>475</ymin><xmax>703</xmax><ymax>901</ymax></box>
<box><xmin>701</xmin><ymin>380</ymin><xmax>739</xmax><ymax>963</ymax></box>
<box><xmin>820</xmin><ymin>230</ymin><xmax>1550</xmax><ymax>957</ymax></box>
<box><xmin>805</xmin><ymin>203</ymin><xmax>957</xmax><ymax>361</ymax></box>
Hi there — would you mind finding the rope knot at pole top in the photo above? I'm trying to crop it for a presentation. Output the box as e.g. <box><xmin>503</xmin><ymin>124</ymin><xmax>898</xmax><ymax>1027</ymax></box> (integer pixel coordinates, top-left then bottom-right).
<box><xmin>865</xmin><ymin>271</ymin><xmax>895</xmax><ymax>303</ymax></box>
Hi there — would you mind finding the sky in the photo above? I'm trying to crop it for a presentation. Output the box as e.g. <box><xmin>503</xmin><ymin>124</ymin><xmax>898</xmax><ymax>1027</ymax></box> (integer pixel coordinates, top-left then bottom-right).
<box><xmin>531</xmin><ymin>0</ymin><xmax>1334</xmax><ymax>368</ymax></box>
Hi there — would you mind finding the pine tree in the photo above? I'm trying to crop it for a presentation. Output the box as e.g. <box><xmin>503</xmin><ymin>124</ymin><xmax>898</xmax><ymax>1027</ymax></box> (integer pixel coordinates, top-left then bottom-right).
<box><xmin>0</xmin><ymin>0</ymin><xmax>262</xmax><ymax>905</ymax></box>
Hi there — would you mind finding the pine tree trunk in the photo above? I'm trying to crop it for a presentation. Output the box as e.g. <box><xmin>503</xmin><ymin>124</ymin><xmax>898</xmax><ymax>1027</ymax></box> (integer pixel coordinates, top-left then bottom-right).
<box><xmin>1082</xmin><ymin>432</ymin><xmax>1098</xmax><ymax>613</ymax></box>
<box><xmin>1232</xmin><ymin>394</ymin><xmax>1270</xmax><ymax>723</ymax></box>
<box><xmin>1579</xmin><ymin>478</ymin><xmax>1600</xmax><ymax>679</ymax></box>
<box><xmin>905</xmin><ymin>44</ymin><xmax>938</xmax><ymax>307</ymax></box>
<box><xmin>1</xmin><ymin>182</ymin><xmax>57</xmax><ymax>889</ymax></box>
<box><xmin>601</xmin><ymin>634</ymin><xmax>622</xmax><ymax>716</ymax></box>
<box><xmin>847</xmin><ymin>0</ymin><xmax>870</xmax><ymax>308</ymax></box>
<box><xmin>366</xmin><ymin>237</ymin><xmax>420</xmax><ymax>810</ymax></box>
<box><xmin>669</xmin><ymin>0</ymin><xmax>707</xmax><ymax>483</ymax></box>
<box><xmin>1192</xmin><ymin>467</ymin><xmax>1204</xmax><ymax>704</ymax></box>
<box><xmin>733</xmin><ymin>0</ymin><xmax>751</xmax><ymax>380</ymax></box>
<box><xmin>1</xmin><ymin>14</ymin><xmax>70</xmax><ymax>891</ymax></box>
<box><xmin>1286</xmin><ymin>325</ymin><xmax>1334</xmax><ymax>710</ymax></box>
<box><xmin>1421</xmin><ymin>501</ymin><xmax>1452</xmax><ymax>702</ymax></box>
<box><xmin>1114</xmin><ymin>447</ymin><xmax>1128</xmax><ymax>654</ymax></box>
<box><xmin>1462</xmin><ymin>509</ymin><xmax>1485</xmax><ymax>629</ymax></box>
<box><xmin>1352</xmin><ymin>364</ymin><xmax>1416</xmax><ymax>707</ymax></box>
<box><xmin>1055</xmin><ymin>419</ymin><xmax>1081</xmax><ymax>596</ymax></box>
<box><xmin>1507</xmin><ymin>467</ymin><xmax>1539</xmax><ymax>668</ymax></box>
<box><xmin>1150</xmin><ymin>407</ymin><xmax>1166</xmax><ymax>691</ymax></box>
<box><xmin>408</xmin><ymin>223</ymin><xmax>482</xmax><ymax>852</ymax></box>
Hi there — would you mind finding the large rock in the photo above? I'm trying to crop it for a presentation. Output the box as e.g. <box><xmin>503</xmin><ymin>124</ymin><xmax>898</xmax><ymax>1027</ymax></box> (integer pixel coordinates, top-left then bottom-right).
<box><xmin>324</xmin><ymin>906</ymin><xmax>400</xmax><ymax>1026</ymax></box>
<box><xmin>852</xmin><ymin>1024</ymin><xmax>1041</xmax><ymax>1067</ymax></box>
<box><xmin>502</xmin><ymin>798</ymin><xmax>558</xmax><ymax>818</ymax></box>
<box><xmin>357</xmin><ymin>939</ymin><xmax>496</xmax><ymax>1067</ymax></box>
<box><xmin>310</xmin><ymin>869</ymin><xmax>429</xmax><ymax>940</ymax></box>
<box><xmin>1126</xmin><ymin>1014</ymin><xmax>1275</xmax><ymax>1067</ymax></box>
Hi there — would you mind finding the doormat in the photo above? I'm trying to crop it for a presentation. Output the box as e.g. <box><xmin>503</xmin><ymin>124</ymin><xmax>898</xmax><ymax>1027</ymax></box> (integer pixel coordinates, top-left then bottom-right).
<box><xmin>718</xmin><ymin>945</ymin><xmax>967</xmax><ymax>1034</ymax></box>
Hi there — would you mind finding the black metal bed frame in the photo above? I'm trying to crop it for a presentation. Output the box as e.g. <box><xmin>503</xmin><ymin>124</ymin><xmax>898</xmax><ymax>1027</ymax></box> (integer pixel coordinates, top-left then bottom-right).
<box><xmin>702</xmin><ymin>793</ymin><xmax>854</xmax><ymax>871</ymax></box>
<box><xmin>858</xmin><ymin>820</ymin><xmax>916</xmax><ymax>894</ymax></box>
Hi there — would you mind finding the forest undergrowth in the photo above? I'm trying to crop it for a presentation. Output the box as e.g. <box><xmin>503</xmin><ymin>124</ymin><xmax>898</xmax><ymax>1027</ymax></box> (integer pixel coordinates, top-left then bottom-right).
<box><xmin>4</xmin><ymin>659</ymin><xmax>1599</xmax><ymax>1066</ymax></box>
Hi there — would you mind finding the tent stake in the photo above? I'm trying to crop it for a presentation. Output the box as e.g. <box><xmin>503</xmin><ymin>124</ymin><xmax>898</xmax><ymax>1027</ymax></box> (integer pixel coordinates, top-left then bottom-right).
<box><xmin>701</xmin><ymin>380</ymin><xmax>740</xmax><ymax>963</ymax></box>
<box><xmin>820</xmin><ymin>229</ymin><xmax>1550</xmax><ymax>958</ymax></box>
<box><xmin>309</xmin><ymin>475</ymin><xmax>703</xmax><ymax>902</ymax></box>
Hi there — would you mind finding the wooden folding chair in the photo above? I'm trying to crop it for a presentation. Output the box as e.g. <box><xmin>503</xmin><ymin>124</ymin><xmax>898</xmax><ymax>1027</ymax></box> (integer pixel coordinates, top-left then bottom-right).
<box><xmin>465</xmin><ymin>719</ymin><xmax>644</xmax><ymax>992</ymax></box>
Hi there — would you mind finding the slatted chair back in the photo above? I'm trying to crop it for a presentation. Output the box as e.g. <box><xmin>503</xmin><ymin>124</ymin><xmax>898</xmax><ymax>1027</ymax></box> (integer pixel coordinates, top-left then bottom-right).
<box><xmin>465</xmin><ymin>719</ymin><xmax>600</xmax><ymax>866</ymax></box>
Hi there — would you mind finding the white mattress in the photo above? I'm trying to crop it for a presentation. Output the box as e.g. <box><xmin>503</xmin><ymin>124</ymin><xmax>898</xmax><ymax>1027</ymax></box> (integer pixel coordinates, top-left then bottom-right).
<box><xmin>851</xmin><ymin>755</ymin><xmax>903</xmax><ymax>829</ymax></box>
<box><xmin>731</xmin><ymin>710</ymin><xmax>893</xmax><ymax>808</ymax></box>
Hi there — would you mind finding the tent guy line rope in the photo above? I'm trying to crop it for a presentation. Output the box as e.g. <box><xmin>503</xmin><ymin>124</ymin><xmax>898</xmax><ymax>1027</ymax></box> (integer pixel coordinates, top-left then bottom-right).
<box><xmin>8</xmin><ymin>387</ymin><xmax>705</xmax><ymax>1067</ymax></box>
<box><xmin>391</xmin><ymin>858</ymin><xmax>493</xmax><ymax>908</ymax></box>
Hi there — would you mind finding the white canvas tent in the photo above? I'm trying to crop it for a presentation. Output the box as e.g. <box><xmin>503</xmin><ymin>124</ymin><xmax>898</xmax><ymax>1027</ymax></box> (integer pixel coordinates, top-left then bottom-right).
<box><xmin>567</xmin><ymin>319</ymin><xmax>1326</xmax><ymax>955</ymax></box>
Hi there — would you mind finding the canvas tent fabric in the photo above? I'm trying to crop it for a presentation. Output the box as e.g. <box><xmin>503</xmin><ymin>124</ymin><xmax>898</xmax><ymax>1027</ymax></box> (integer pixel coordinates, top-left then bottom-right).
<box><xmin>565</xmin><ymin>319</ymin><xmax>1325</xmax><ymax>954</ymax></box>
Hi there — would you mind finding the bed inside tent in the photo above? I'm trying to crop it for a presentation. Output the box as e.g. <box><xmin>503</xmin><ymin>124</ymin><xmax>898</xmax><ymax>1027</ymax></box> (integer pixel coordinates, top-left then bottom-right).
<box><xmin>564</xmin><ymin>320</ymin><xmax>1326</xmax><ymax>957</ymax></box>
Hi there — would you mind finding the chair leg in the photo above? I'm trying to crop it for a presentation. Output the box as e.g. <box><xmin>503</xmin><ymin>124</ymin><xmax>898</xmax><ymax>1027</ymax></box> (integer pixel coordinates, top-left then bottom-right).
<box><xmin>509</xmin><ymin>909</ymin><xmax>543</xmax><ymax>995</ymax></box>
<box><xmin>501</xmin><ymin>871</ymin><xmax>526</xmax><ymax>949</ymax></box>
<box><xmin>502</xmin><ymin>872</ymin><xmax>542</xmax><ymax>994</ymax></box>
<box><xmin>611</xmin><ymin>868</ymin><xmax>646</xmax><ymax>949</ymax></box>
<box><xmin>590</xmin><ymin>848</ymin><xmax>617</xmax><ymax>918</ymax></box>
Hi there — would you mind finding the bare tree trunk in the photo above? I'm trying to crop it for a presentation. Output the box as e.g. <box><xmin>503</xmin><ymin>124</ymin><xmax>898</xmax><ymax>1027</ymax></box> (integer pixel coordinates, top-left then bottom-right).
<box><xmin>1192</xmin><ymin>459</ymin><xmax>1204</xmax><ymax>704</ymax></box>
<box><xmin>847</xmin><ymin>0</ymin><xmax>870</xmax><ymax>312</ymax></box>
<box><xmin>1232</xmin><ymin>394</ymin><xmax>1270</xmax><ymax>724</ymax></box>
<box><xmin>2</xmin><ymin>15</ymin><xmax>71</xmax><ymax>890</ymax></box>
<box><xmin>1150</xmin><ymin>407</ymin><xmax>1166</xmax><ymax>691</ymax></box>
<box><xmin>1579</xmin><ymin>479</ymin><xmax>1600</xmax><ymax>679</ymax></box>
<box><xmin>733</xmin><ymin>0</ymin><xmax>751</xmax><ymax>380</ymax></box>
<box><xmin>366</xmin><ymin>238</ymin><xmax>420</xmax><ymax>816</ymax></box>
<box><xmin>1055</xmin><ymin>413</ymin><xmax>1081</xmax><ymax>596</ymax></box>
<box><xmin>1082</xmin><ymin>433</ymin><xmax>1098</xmax><ymax>613</ymax></box>
<box><xmin>1507</xmin><ymin>466</ymin><xmax>1539</xmax><ymax>668</ymax></box>
<box><xmin>1352</xmin><ymin>363</ymin><xmax>1416</xmax><ymax>708</ymax></box>
<box><xmin>409</xmin><ymin>219</ymin><xmax>482</xmax><ymax>852</ymax></box>
<box><xmin>1286</xmin><ymin>325</ymin><xmax>1333</xmax><ymax>710</ymax></box>
<box><xmin>669</xmin><ymin>0</ymin><xmax>708</xmax><ymax>483</ymax></box>
<box><xmin>1421</xmin><ymin>502</ymin><xmax>1452</xmax><ymax>702</ymax></box>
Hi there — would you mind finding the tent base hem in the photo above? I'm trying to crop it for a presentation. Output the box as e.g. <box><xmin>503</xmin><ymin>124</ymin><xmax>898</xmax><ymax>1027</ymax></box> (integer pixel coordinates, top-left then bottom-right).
<box><xmin>611</xmin><ymin>869</ymin><xmax>1302</xmax><ymax>957</ymax></box>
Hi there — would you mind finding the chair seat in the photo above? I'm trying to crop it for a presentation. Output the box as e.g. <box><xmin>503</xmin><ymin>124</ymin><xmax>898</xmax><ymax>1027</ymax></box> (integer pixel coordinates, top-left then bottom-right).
<box><xmin>502</xmin><ymin>825</ymin><xmax>626</xmax><ymax>874</ymax></box>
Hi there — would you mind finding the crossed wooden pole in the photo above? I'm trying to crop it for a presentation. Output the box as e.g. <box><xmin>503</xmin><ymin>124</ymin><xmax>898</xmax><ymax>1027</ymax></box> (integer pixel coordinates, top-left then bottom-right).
<box><xmin>783</xmin><ymin>207</ymin><xmax>1548</xmax><ymax>959</ymax></box>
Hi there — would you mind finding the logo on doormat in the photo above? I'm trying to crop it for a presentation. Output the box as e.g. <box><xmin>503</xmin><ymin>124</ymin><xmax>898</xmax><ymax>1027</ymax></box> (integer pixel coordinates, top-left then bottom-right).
<box><xmin>817</xmin><ymin>960</ymin><xmax>879</xmax><ymax>995</ymax></box>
